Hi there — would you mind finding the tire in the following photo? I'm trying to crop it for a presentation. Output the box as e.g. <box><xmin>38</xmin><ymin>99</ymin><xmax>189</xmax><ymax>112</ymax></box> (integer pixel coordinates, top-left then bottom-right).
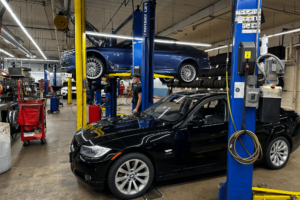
<box><xmin>86</xmin><ymin>57</ymin><xmax>105</xmax><ymax>80</ymax></box>
<box><xmin>178</xmin><ymin>63</ymin><xmax>197</xmax><ymax>83</ymax></box>
<box><xmin>159</xmin><ymin>78</ymin><xmax>174</xmax><ymax>84</ymax></box>
<box><xmin>108</xmin><ymin>153</ymin><xmax>154</xmax><ymax>200</ymax></box>
<box><xmin>265</xmin><ymin>136</ymin><xmax>290</xmax><ymax>170</ymax></box>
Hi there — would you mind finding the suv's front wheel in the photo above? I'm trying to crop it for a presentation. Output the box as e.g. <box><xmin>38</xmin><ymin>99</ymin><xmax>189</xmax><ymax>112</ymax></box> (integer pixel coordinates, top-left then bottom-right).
<box><xmin>108</xmin><ymin>153</ymin><xmax>154</xmax><ymax>199</ymax></box>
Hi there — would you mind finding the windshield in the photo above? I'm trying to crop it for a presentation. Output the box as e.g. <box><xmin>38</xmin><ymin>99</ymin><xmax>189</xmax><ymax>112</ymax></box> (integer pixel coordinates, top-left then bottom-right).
<box><xmin>141</xmin><ymin>95</ymin><xmax>199</xmax><ymax>122</ymax></box>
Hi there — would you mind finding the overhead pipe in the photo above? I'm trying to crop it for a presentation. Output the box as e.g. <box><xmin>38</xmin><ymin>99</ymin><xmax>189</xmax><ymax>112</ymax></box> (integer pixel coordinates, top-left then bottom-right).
<box><xmin>0</xmin><ymin>26</ymin><xmax>36</xmax><ymax>58</ymax></box>
<box><xmin>285</xmin><ymin>44</ymin><xmax>300</xmax><ymax>62</ymax></box>
<box><xmin>51</xmin><ymin>0</ymin><xmax>61</xmax><ymax>59</ymax></box>
<box><xmin>289</xmin><ymin>33</ymin><xmax>300</xmax><ymax>110</ymax></box>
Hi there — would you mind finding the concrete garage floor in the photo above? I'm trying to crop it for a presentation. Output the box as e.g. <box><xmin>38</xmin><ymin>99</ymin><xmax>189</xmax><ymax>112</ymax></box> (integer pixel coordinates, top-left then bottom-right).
<box><xmin>1</xmin><ymin>98</ymin><xmax>300</xmax><ymax>200</ymax></box>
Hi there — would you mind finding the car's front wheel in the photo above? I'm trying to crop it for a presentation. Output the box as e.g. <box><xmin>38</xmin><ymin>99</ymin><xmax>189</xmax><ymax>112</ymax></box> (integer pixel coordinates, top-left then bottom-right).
<box><xmin>86</xmin><ymin>57</ymin><xmax>105</xmax><ymax>80</ymax></box>
<box><xmin>108</xmin><ymin>153</ymin><xmax>154</xmax><ymax>199</ymax></box>
<box><xmin>178</xmin><ymin>62</ymin><xmax>197</xmax><ymax>83</ymax></box>
<box><xmin>265</xmin><ymin>136</ymin><xmax>290</xmax><ymax>169</ymax></box>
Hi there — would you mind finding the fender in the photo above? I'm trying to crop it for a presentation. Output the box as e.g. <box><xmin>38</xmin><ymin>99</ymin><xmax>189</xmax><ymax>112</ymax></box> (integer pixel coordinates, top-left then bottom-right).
<box><xmin>86</xmin><ymin>49</ymin><xmax>108</xmax><ymax>67</ymax></box>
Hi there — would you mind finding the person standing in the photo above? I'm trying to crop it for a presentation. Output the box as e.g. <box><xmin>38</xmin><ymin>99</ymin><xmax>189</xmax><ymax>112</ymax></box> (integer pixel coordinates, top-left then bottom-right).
<box><xmin>132</xmin><ymin>74</ymin><xmax>142</xmax><ymax>113</ymax></box>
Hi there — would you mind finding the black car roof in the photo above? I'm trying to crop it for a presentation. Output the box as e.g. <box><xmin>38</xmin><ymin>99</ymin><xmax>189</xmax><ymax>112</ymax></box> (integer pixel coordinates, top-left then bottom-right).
<box><xmin>172</xmin><ymin>91</ymin><xmax>226</xmax><ymax>99</ymax></box>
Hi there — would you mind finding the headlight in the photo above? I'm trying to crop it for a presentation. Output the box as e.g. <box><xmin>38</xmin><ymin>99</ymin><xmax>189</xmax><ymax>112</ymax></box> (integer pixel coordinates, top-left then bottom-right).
<box><xmin>80</xmin><ymin>145</ymin><xmax>111</xmax><ymax>158</ymax></box>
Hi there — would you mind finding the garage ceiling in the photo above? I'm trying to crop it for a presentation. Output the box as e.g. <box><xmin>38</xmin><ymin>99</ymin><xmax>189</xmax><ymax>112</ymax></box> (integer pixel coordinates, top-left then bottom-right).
<box><xmin>0</xmin><ymin>0</ymin><xmax>299</xmax><ymax>60</ymax></box>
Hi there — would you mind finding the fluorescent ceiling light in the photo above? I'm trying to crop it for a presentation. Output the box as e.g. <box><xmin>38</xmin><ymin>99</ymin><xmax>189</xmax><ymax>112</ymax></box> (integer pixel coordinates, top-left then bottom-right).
<box><xmin>206</xmin><ymin>28</ymin><xmax>300</xmax><ymax>52</ymax></box>
<box><xmin>86</xmin><ymin>31</ymin><xmax>142</xmax><ymax>40</ymax></box>
<box><xmin>4</xmin><ymin>58</ymin><xmax>59</xmax><ymax>62</ymax></box>
<box><xmin>205</xmin><ymin>44</ymin><xmax>232</xmax><ymax>52</ymax></box>
<box><xmin>86</xmin><ymin>31</ymin><xmax>211</xmax><ymax>47</ymax></box>
<box><xmin>0</xmin><ymin>0</ymin><xmax>47</xmax><ymax>60</ymax></box>
<box><xmin>0</xmin><ymin>49</ymin><xmax>14</xmax><ymax>57</ymax></box>
<box><xmin>155</xmin><ymin>39</ymin><xmax>211</xmax><ymax>47</ymax></box>
<box><xmin>267</xmin><ymin>28</ymin><xmax>300</xmax><ymax>38</ymax></box>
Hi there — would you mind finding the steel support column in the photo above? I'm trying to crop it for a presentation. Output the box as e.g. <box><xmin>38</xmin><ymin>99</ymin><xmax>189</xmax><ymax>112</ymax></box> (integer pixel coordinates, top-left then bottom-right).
<box><xmin>74</xmin><ymin>0</ymin><xmax>87</xmax><ymax>130</ymax></box>
<box><xmin>141</xmin><ymin>0</ymin><xmax>156</xmax><ymax>110</ymax></box>
<box><xmin>219</xmin><ymin>1</ymin><xmax>262</xmax><ymax>200</ymax></box>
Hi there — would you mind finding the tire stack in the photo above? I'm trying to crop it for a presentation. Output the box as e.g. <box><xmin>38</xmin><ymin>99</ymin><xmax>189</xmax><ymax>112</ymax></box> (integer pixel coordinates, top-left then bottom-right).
<box><xmin>201</xmin><ymin>79</ymin><xmax>230</xmax><ymax>89</ymax></box>
<box><xmin>166</xmin><ymin>80</ymin><xmax>204</xmax><ymax>88</ymax></box>
<box><xmin>209</xmin><ymin>53</ymin><xmax>232</xmax><ymax>66</ymax></box>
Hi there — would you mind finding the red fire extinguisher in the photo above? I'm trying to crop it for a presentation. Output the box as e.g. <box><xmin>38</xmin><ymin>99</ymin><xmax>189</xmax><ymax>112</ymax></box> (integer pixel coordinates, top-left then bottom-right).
<box><xmin>89</xmin><ymin>104</ymin><xmax>101</xmax><ymax>124</ymax></box>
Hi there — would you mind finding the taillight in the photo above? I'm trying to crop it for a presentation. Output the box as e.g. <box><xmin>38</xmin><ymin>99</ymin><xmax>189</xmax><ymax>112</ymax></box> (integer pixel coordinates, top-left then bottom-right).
<box><xmin>298</xmin><ymin>116</ymin><xmax>300</xmax><ymax>124</ymax></box>
<box><xmin>205</xmin><ymin>53</ymin><xmax>209</xmax><ymax>58</ymax></box>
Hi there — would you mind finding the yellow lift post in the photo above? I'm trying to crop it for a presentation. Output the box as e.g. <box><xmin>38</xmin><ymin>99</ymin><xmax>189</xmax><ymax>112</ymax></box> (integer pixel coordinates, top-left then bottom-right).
<box><xmin>74</xmin><ymin>0</ymin><xmax>87</xmax><ymax>130</ymax></box>
<box><xmin>68</xmin><ymin>78</ymin><xmax>72</xmax><ymax>104</ymax></box>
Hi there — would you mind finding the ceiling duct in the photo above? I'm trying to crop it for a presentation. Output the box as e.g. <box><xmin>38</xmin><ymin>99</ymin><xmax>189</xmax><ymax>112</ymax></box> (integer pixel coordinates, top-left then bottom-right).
<box><xmin>0</xmin><ymin>25</ymin><xmax>36</xmax><ymax>58</ymax></box>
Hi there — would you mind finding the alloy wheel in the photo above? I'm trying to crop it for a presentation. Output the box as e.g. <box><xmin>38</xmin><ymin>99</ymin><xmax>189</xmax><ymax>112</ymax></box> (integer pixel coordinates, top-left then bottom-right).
<box><xmin>270</xmin><ymin>140</ymin><xmax>289</xmax><ymax>167</ymax></box>
<box><xmin>115</xmin><ymin>159</ymin><xmax>150</xmax><ymax>195</ymax></box>
<box><xmin>180</xmin><ymin>64</ymin><xmax>196</xmax><ymax>82</ymax></box>
<box><xmin>86</xmin><ymin>58</ymin><xmax>103</xmax><ymax>79</ymax></box>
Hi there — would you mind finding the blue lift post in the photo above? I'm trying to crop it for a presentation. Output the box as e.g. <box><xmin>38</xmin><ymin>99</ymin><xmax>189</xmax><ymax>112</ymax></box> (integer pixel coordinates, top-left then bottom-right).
<box><xmin>95</xmin><ymin>79</ymin><xmax>101</xmax><ymax>104</ymax></box>
<box><xmin>53</xmin><ymin>64</ymin><xmax>56</xmax><ymax>86</ymax></box>
<box><xmin>44</xmin><ymin>64</ymin><xmax>48</xmax><ymax>95</ymax></box>
<box><xmin>105</xmin><ymin>78</ymin><xmax>117</xmax><ymax>117</ymax></box>
<box><xmin>219</xmin><ymin>0</ymin><xmax>262</xmax><ymax>200</ymax></box>
<box><xmin>132</xmin><ymin>8</ymin><xmax>142</xmax><ymax>111</ymax></box>
<box><xmin>141</xmin><ymin>0</ymin><xmax>156</xmax><ymax>111</ymax></box>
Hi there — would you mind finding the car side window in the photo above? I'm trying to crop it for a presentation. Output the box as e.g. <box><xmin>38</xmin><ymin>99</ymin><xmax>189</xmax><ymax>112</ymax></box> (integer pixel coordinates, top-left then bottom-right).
<box><xmin>193</xmin><ymin>99</ymin><xmax>227</xmax><ymax>125</ymax></box>
<box><xmin>155</xmin><ymin>42</ymin><xmax>175</xmax><ymax>51</ymax></box>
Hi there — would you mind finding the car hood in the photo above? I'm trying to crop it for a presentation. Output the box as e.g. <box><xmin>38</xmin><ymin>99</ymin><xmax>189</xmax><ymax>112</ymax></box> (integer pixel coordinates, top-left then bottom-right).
<box><xmin>70</xmin><ymin>13</ymin><xmax>109</xmax><ymax>47</ymax></box>
<box><xmin>75</xmin><ymin>114</ymin><xmax>166</xmax><ymax>148</ymax></box>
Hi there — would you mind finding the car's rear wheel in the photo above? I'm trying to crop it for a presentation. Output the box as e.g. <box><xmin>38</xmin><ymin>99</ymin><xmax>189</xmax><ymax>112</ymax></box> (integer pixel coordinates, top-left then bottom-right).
<box><xmin>178</xmin><ymin>62</ymin><xmax>197</xmax><ymax>83</ymax></box>
<box><xmin>108</xmin><ymin>153</ymin><xmax>154</xmax><ymax>199</ymax></box>
<box><xmin>86</xmin><ymin>57</ymin><xmax>105</xmax><ymax>80</ymax></box>
<box><xmin>159</xmin><ymin>78</ymin><xmax>174</xmax><ymax>84</ymax></box>
<box><xmin>265</xmin><ymin>136</ymin><xmax>290</xmax><ymax>169</ymax></box>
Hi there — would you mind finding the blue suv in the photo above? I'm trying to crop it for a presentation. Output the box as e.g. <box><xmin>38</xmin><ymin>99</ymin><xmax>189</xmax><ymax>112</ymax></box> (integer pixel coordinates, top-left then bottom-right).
<box><xmin>61</xmin><ymin>15</ymin><xmax>210</xmax><ymax>83</ymax></box>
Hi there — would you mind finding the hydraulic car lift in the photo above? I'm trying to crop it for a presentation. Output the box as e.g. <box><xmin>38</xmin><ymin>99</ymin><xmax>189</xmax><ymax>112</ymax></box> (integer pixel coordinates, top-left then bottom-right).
<box><xmin>90</xmin><ymin>0</ymin><xmax>168</xmax><ymax>117</ymax></box>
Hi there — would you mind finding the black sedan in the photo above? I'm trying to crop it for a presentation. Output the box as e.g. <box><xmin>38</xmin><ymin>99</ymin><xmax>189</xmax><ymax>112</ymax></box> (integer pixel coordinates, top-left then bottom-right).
<box><xmin>69</xmin><ymin>92</ymin><xmax>300</xmax><ymax>199</ymax></box>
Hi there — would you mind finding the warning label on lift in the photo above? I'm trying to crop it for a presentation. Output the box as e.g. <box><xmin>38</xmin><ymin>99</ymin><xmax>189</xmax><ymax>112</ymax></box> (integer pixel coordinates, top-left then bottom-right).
<box><xmin>235</xmin><ymin>9</ymin><xmax>261</xmax><ymax>33</ymax></box>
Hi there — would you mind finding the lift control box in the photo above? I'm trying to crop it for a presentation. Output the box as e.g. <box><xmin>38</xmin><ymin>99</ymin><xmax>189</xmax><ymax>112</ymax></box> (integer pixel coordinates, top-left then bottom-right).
<box><xmin>238</xmin><ymin>42</ymin><xmax>256</xmax><ymax>75</ymax></box>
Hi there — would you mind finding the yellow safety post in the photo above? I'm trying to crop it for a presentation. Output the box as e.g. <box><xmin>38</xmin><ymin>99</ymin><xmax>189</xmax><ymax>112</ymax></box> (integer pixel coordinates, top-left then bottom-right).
<box><xmin>68</xmin><ymin>78</ymin><xmax>72</xmax><ymax>104</ymax></box>
<box><xmin>82</xmin><ymin>0</ymin><xmax>87</xmax><ymax>126</ymax></box>
<box><xmin>74</xmin><ymin>0</ymin><xmax>83</xmax><ymax>130</ymax></box>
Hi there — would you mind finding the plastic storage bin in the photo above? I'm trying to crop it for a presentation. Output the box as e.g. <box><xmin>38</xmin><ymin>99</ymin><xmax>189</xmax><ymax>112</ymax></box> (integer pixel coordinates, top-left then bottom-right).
<box><xmin>0</xmin><ymin>122</ymin><xmax>11</xmax><ymax>174</ymax></box>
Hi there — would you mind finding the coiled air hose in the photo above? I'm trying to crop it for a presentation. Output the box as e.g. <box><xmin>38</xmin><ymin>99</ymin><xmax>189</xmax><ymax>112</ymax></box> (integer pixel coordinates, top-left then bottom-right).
<box><xmin>225</xmin><ymin>0</ymin><xmax>262</xmax><ymax>165</ymax></box>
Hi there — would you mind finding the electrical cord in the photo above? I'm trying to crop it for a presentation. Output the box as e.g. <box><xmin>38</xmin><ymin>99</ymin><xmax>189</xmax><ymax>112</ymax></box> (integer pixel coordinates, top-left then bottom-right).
<box><xmin>226</xmin><ymin>65</ymin><xmax>263</xmax><ymax>165</ymax></box>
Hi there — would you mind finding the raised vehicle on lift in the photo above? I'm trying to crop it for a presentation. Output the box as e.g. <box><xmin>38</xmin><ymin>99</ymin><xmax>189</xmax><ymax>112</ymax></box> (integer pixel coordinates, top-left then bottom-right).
<box><xmin>69</xmin><ymin>91</ymin><xmax>300</xmax><ymax>199</ymax></box>
<box><xmin>60</xmin><ymin>15</ymin><xmax>210</xmax><ymax>83</ymax></box>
